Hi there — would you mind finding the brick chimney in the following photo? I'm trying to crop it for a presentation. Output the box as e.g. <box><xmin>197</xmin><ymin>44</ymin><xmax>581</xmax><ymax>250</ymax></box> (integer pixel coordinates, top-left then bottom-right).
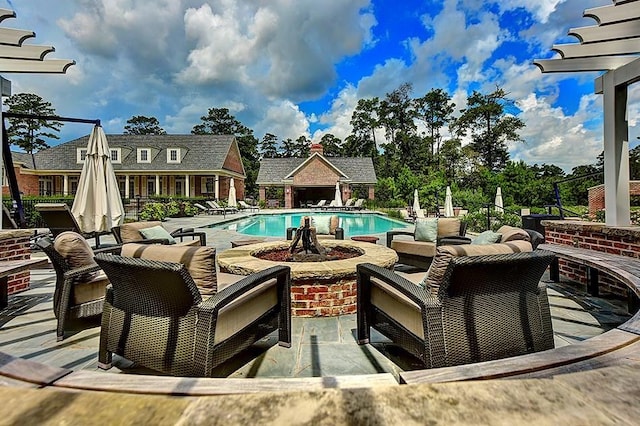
<box><xmin>310</xmin><ymin>143</ymin><xmax>324</xmax><ymax>156</ymax></box>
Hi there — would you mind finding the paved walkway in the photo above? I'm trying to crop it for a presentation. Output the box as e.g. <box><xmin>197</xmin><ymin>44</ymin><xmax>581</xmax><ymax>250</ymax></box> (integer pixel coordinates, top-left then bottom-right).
<box><xmin>0</xmin><ymin>212</ymin><xmax>630</xmax><ymax>381</ymax></box>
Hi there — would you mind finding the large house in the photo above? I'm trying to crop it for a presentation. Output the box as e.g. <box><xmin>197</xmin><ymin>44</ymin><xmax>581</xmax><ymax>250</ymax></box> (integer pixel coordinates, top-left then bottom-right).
<box><xmin>256</xmin><ymin>144</ymin><xmax>377</xmax><ymax>208</ymax></box>
<box><xmin>4</xmin><ymin>134</ymin><xmax>246</xmax><ymax>200</ymax></box>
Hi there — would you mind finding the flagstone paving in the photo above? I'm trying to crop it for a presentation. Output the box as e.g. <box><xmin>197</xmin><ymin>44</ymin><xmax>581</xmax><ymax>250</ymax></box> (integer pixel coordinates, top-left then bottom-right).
<box><xmin>0</xmin><ymin>212</ymin><xmax>631</xmax><ymax>381</ymax></box>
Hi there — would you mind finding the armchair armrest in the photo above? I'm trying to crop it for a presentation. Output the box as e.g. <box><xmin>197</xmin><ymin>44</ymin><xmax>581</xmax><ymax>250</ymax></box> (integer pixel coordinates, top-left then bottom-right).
<box><xmin>171</xmin><ymin>230</ymin><xmax>206</xmax><ymax>246</ymax></box>
<box><xmin>93</xmin><ymin>245</ymin><xmax>122</xmax><ymax>255</ymax></box>
<box><xmin>437</xmin><ymin>236</ymin><xmax>472</xmax><ymax>246</ymax></box>
<box><xmin>386</xmin><ymin>230</ymin><xmax>415</xmax><ymax>247</ymax></box>
<box><xmin>357</xmin><ymin>263</ymin><xmax>429</xmax><ymax>305</ymax></box>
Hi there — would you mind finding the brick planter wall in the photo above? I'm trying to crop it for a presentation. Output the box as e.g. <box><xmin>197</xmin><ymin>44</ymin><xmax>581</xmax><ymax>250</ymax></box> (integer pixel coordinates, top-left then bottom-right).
<box><xmin>542</xmin><ymin>220</ymin><xmax>640</xmax><ymax>297</ymax></box>
<box><xmin>0</xmin><ymin>230</ymin><xmax>35</xmax><ymax>295</ymax></box>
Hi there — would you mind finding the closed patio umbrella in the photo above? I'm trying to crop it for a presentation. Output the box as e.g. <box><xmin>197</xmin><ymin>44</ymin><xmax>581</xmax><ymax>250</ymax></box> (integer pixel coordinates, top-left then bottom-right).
<box><xmin>495</xmin><ymin>187</ymin><xmax>504</xmax><ymax>213</ymax></box>
<box><xmin>334</xmin><ymin>182</ymin><xmax>343</xmax><ymax>207</ymax></box>
<box><xmin>228</xmin><ymin>178</ymin><xmax>237</xmax><ymax>208</ymax></box>
<box><xmin>71</xmin><ymin>125</ymin><xmax>124</xmax><ymax>234</ymax></box>
<box><xmin>412</xmin><ymin>189</ymin><xmax>421</xmax><ymax>217</ymax></box>
<box><xmin>444</xmin><ymin>186</ymin><xmax>454</xmax><ymax>217</ymax></box>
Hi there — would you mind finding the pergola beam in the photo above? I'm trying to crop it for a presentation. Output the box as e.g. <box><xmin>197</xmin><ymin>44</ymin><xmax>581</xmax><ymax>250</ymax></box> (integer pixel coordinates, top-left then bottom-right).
<box><xmin>569</xmin><ymin>20</ymin><xmax>640</xmax><ymax>43</ymax></box>
<box><xmin>533</xmin><ymin>56</ymin><xmax>636</xmax><ymax>73</ymax></box>
<box><xmin>0</xmin><ymin>44</ymin><xmax>54</xmax><ymax>60</ymax></box>
<box><xmin>585</xmin><ymin>2</ymin><xmax>640</xmax><ymax>25</ymax></box>
<box><xmin>0</xmin><ymin>58</ymin><xmax>75</xmax><ymax>73</ymax></box>
<box><xmin>0</xmin><ymin>28</ymin><xmax>35</xmax><ymax>46</ymax></box>
<box><xmin>553</xmin><ymin>38</ymin><xmax>640</xmax><ymax>59</ymax></box>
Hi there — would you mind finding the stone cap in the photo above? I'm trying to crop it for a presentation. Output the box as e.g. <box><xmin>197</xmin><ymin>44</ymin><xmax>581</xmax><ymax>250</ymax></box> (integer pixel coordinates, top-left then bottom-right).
<box><xmin>0</xmin><ymin>229</ymin><xmax>36</xmax><ymax>241</ymax></box>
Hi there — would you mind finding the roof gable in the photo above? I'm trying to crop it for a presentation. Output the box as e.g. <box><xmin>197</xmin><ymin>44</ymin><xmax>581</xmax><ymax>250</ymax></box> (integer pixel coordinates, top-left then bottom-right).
<box><xmin>284</xmin><ymin>153</ymin><xmax>348</xmax><ymax>179</ymax></box>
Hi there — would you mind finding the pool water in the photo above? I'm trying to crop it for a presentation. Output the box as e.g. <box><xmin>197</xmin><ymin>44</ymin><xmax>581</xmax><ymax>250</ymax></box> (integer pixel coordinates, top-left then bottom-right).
<box><xmin>205</xmin><ymin>213</ymin><xmax>408</xmax><ymax>237</ymax></box>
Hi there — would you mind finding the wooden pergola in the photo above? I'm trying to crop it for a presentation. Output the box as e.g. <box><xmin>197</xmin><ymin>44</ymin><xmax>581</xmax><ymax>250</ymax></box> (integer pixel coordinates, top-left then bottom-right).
<box><xmin>534</xmin><ymin>0</ymin><xmax>640</xmax><ymax>227</ymax></box>
<box><xmin>0</xmin><ymin>8</ymin><xmax>75</xmax><ymax>229</ymax></box>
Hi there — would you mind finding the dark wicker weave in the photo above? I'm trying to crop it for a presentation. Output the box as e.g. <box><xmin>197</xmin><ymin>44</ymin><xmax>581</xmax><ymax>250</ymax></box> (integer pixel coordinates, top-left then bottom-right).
<box><xmin>35</xmin><ymin>237</ymin><xmax>121</xmax><ymax>341</ymax></box>
<box><xmin>94</xmin><ymin>254</ymin><xmax>291</xmax><ymax>377</ymax></box>
<box><xmin>357</xmin><ymin>250</ymin><xmax>555</xmax><ymax>368</ymax></box>
<box><xmin>111</xmin><ymin>224</ymin><xmax>207</xmax><ymax>246</ymax></box>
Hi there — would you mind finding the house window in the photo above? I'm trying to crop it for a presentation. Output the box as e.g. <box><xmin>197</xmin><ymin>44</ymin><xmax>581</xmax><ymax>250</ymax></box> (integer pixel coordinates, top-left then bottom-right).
<box><xmin>39</xmin><ymin>177</ymin><xmax>53</xmax><ymax>196</ymax></box>
<box><xmin>77</xmin><ymin>148</ymin><xmax>87</xmax><ymax>163</ymax></box>
<box><xmin>137</xmin><ymin>148</ymin><xmax>151</xmax><ymax>163</ymax></box>
<box><xmin>146</xmin><ymin>176</ymin><xmax>156</xmax><ymax>196</ymax></box>
<box><xmin>201</xmin><ymin>177</ymin><xmax>216</xmax><ymax>193</ymax></box>
<box><xmin>110</xmin><ymin>148</ymin><xmax>121</xmax><ymax>164</ymax></box>
<box><xmin>167</xmin><ymin>148</ymin><xmax>180</xmax><ymax>164</ymax></box>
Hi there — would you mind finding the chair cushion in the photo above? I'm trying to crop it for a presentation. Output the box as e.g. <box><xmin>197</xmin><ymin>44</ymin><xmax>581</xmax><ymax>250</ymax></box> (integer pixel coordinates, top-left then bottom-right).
<box><xmin>121</xmin><ymin>243</ymin><xmax>218</xmax><ymax>295</ymax></box>
<box><xmin>497</xmin><ymin>225</ymin><xmax>530</xmax><ymax>243</ymax></box>
<box><xmin>471</xmin><ymin>230</ymin><xmax>502</xmax><ymax>245</ymax></box>
<box><xmin>119</xmin><ymin>221</ymin><xmax>163</xmax><ymax>243</ymax></box>
<box><xmin>330</xmin><ymin>216</ymin><xmax>339</xmax><ymax>235</ymax></box>
<box><xmin>311</xmin><ymin>216</ymin><xmax>331</xmax><ymax>235</ymax></box>
<box><xmin>420</xmin><ymin>240</ymin><xmax>533</xmax><ymax>294</ymax></box>
<box><xmin>370</xmin><ymin>278</ymin><xmax>424</xmax><ymax>339</ymax></box>
<box><xmin>437</xmin><ymin>218</ymin><xmax>461</xmax><ymax>237</ymax></box>
<box><xmin>139</xmin><ymin>225</ymin><xmax>177</xmax><ymax>244</ymax></box>
<box><xmin>73</xmin><ymin>272</ymin><xmax>109</xmax><ymax>304</ymax></box>
<box><xmin>415</xmin><ymin>218</ymin><xmax>438</xmax><ymax>242</ymax></box>
<box><xmin>53</xmin><ymin>231</ymin><xmax>98</xmax><ymax>281</ymax></box>
<box><xmin>391</xmin><ymin>240</ymin><xmax>437</xmax><ymax>257</ymax></box>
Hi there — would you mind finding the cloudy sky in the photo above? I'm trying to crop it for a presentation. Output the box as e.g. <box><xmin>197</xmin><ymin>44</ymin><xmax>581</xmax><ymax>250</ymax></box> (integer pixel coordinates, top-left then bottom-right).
<box><xmin>2</xmin><ymin>0</ymin><xmax>638</xmax><ymax>171</ymax></box>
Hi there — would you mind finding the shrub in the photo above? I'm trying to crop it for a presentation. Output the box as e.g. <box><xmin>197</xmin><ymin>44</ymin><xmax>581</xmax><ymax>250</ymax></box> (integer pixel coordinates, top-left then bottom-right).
<box><xmin>139</xmin><ymin>202</ymin><xmax>167</xmax><ymax>221</ymax></box>
<box><xmin>461</xmin><ymin>210</ymin><xmax>522</xmax><ymax>233</ymax></box>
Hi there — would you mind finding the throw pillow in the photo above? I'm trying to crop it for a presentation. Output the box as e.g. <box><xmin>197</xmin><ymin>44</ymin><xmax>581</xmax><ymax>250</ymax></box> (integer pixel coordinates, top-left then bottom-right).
<box><xmin>312</xmin><ymin>216</ymin><xmax>331</xmax><ymax>235</ymax></box>
<box><xmin>139</xmin><ymin>225</ymin><xmax>176</xmax><ymax>245</ymax></box>
<box><xmin>53</xmin><ymin>231</ymin><xmax>98</xmax><ymax>282</ymax></box>
<box><xmin>414</xmin><ymin>218</ymin><xmax>438</xmax><ymax>242</ymax></box>
<box><xmin>471</xmin><ymin>230</ymin><xmax>502</xmax><ymax>245</ymax></box>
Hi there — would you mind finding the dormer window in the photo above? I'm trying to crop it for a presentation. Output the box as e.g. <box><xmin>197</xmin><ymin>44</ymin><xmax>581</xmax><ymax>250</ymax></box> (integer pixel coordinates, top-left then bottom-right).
<box><xmin>77</xmin><ymin>148</ymin><xmax>87</xmax><ymax>163</ymax></box>
<box><xmin>110</xmin><ymin>148</ymin><xmax>121</xmax><ymax>164</ymax></box>
<box><xmin>137</xmin><ymin>148</ymin><xmax>151</xmax><ymax>163</ymax></box>
<box><xmin>167</xmin><ymin>148</ymin><xmax>181</xmax><ymax>164</ymax></box>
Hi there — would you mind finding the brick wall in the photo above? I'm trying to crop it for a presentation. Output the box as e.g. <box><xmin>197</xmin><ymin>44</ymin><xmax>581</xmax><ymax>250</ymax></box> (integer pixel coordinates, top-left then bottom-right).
<box><xmin>0</xmin><ymin>231</ymin><xmax>33</xmax><ymax>296</ymax></box>
<box><xmin>293</xmin><ymin>158</ymin><xmax>340</xmax><ymax>186</ymax></box>
<box><xmin>588</xmin><ymin>181</ymin><xmax>640</xmax><ymax>216</ymax></box>
<box><xmin>291</xmin><ymin>278</ymin><xmax>357</xmax><ymax>317</ymax></box>
<box><xmin>544</xmin><ymin>222</ymin><xmax>640</xmax><ymax>297</ymax></box>
<box><xmin>2</xmin><ymin>165</ymin><xmax>39</xmax><ymax>196</ymax></box>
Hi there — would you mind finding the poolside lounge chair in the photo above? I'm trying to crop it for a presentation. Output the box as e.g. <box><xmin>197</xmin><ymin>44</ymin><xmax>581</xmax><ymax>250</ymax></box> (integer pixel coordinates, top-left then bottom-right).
<box><xmin>94</xmin><ymin>253</ymin><xmax>291</xmax><ymax>377</ymax></box>
<box><xmin>208</xmin><ymin>200</ymin><xmax>237</xmax><ymax>214</ymax></box>
<box><xmin>112</xmin><ymin>221</ymin><xmax>206</xmax><ymax>246</ymax></box>
<box><xmin>357</xmin><ymin>243</ymin><xmax>555</xmax><ymax>368</ymax></box>
<box><xmin>238</xmin><ymin>200</ymin><xmax>259</xmax><ymax>212</ymax></box>
<box><xmin>321</xmin><ymin>200</ymin><xmax>338</xmax><ymax>210</ymax></box>
<box><xmin>352</xmin><ymin>199</ymin><xmax>365</xmax><ymax>210</ymax></box>
<box><xmin>35</xmin><ymin>203</ymin><xmax>108</xmax><ymax>248</ymax></box>
<box><xmin>193</xmin><ymin>202</ymin><xmax>213</xmax><ymax>215</ymax></box>
<box><xmin>342</xmin><ymin>198</ymin><xmax>355</xmax><ymax>210</ymax></box>
<box><xmin>310</xmin><ymin>200</ymin><xmax>326</xmax><ymax>209</ymax></box>
<box><xmin>35</xmin><ymin>232</ymin><xmax>121</xmax><ymax>341</ymax></box>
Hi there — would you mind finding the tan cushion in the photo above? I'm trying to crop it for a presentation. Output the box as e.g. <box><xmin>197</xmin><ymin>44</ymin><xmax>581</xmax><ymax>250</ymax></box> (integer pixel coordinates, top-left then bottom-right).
<box><xmin>121</xmin><ymin>243</ymin><xmax>217</xmax><ymax>295</ymax></box>
<box><xmin>215</xmin><ymin>278</ymin><xmax>278</xmax><ymax>344</ymax></box>
<box><xmin>73</xmin><ymin>272</ymin><xmax>109</xmax><ymax>304</ymax></box>
<box><xmin>119</xmin><ymin>221</ymin><xmax>163</xmax><ymax>243</ymax></box>
<box><xmin>176</xmin><ymin>239</ymin><xmax>202</xmax><ymax>247</ymax></box>
<box><xmin>330</xmin><ymin>216</ymin><xmax>339</xmax><ymax>235</ymax></box>
<box><xmin>53</xmin><ymin>231</ymin><xmax>98</xmax><ymax>281</ymax></box>
<box><xmin>371</xmin><ymin>278</ymin><xmax>424</xmax><ymax>339</ymax></box>
<box><xmin>437</xmin><ymin>218</ymin><xmax>461</xmax><ymax>237</ymax></box>
<box><xmin>497</xmin><ymin>225</ymin><xmax>530</xmax><ymax>243</ymax></box>
<box><xmin>217</xmin><ymin>272</ymin><xmax>244</xmax><ymax>292</ymax></box>
<box><xmin>391</xmin><ymin>240</ymin><xmax>436</xmax><ymax>257</ymax></box>
<box><xmin>422</xmin><ymin>240</ymin><xmax>533</xmax><ymax>295</ymax></box>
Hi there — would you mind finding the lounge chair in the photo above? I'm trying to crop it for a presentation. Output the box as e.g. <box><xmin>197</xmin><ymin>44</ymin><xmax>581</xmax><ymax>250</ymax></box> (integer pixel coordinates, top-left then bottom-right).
<box><xmin>35</xmin><ymin>203</ymin><xmax>108</xmax><ymax>248</ymax></box>
<box><xmin>352</xmin><ymin>199</ymin><xmax>365</xmax><ymax>210</ymax></box>
<box><xmin>398</xmin><ymin>209</ymin><xmax>414</xmax><ymax>223</ymax></box>
<box><xmin>208</xmin><ymin>200</ymin><xmax>237</xmax><ymax>214</ymax></box>
<box><xmin>3</xmin><ymin>204</ymin><xmax>49</xmax><ymax>245</ymax></box>
<box><xmin>112</xmin><ymin>221</ymin><xmax>206</xmax><ymax>246</ymax></box>
<box><xmin>238</xmin><ymin>200</ymin><xmax>259</xmax><ymax>212</ymax></box>
<box><xmin>310</xmin><ymin>200</ymin><xmax>326</xmax><ymax>209</ymax></box>
<box><xmin>322</xmin><ymin>200</ymin><xmax>338</xmax><ymax>210</ymax></box>
<box><xmin>35</xmin><ymin>232</ymin><xmax>121</xmax><ymax>341</ymax></box>
<box><xmin>342</xmin><ymin>198</ymin><xmax>355</xmax><ymax>210</ymax></box>
<box><xmin>357</xmin><ymin>243</ymin><xmax>555</xmax><ymax>368</ymax></box>
<box><xmin>94</xmin><ymin>253</ymin><xmax>291</xmax><ymax>376</ymax></box>
<box><xmin>193</xmin><ymin>202</ymin><xmax>213</xmax><ymax>214</ymax></box>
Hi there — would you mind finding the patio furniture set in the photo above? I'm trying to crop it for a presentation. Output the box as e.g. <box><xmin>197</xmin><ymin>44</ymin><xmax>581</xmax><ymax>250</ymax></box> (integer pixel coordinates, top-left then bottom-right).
<box><xmin>32</xmin><ymin>209</ymin><xmax>560</xmax><ymax>378</ymax></box>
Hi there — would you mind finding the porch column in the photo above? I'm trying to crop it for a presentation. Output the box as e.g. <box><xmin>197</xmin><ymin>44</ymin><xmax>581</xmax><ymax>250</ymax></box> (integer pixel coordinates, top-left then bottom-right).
<box><xmin>215</xmin><ymin>174</ymin><xmax>219</xmax><ymax>200</ymax></box>
<box><xmin>600</xmin><ymin>71</ymin><xmax>630</xmax><ymax>226</ymax></box>
<box><xmin>124</xmin><ymin>175</ymin><xmax>130</xmax><ymax>198</ymax></box>
<box><xmin>155</xmin><ymin>175</ymin><xmax>160</xmax><ymax>196</ymax></box>
<box><xmin>259</xmin><ymin>186</ymin><xmax>266</xmax><ymax>202</ymax></box>
<box><xmin>368</xmin><ymin>185</ymin><xmax>375</xmax><ymax>200</ymax></box>
<box><xmin>63</xmin><ymin>175</ymin><xmax>68</xmax><ymax>196</ymax></box>
<box><xmin>285</xmin><ymin>185</ymin><xmax>293</xmax><ymax>208</ymax></box>
<box><xmin>185</xmin><ymin>174</ymin><xmax>190</xmax><ymax>197</ymax></box>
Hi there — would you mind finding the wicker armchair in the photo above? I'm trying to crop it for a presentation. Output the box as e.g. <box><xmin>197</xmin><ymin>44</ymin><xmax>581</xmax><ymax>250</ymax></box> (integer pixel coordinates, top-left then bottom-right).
<box><xmin>357</xmin><ymin>249</ymin><xmax>555</xmax><ymax>368</ymax></box>
<box><xmin>112</xmin><ymin>221</ymin><xmax>206</xmax><ymax>246</ymax></box>
<box><xmin>94</xmin><ymin>254</ymin><xmax>291</xmax><ymax>377</ymax></box>
<box><xmin>35</xmin><ymin>233</ymin><xmax>121</xmax><ymax>341</ymax></box>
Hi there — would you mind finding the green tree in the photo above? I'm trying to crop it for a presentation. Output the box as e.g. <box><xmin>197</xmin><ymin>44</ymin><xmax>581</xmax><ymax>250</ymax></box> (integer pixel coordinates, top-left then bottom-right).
<box><xmin>414</xmin><ymin>88</ymin><xmax>455</xmax><ymax>163</ymax></box>
<box><xmin>349</xmin><ymin>97</ymin><xmax>380</xmax><ymax>158</ymax></box>
<box><xmin>5</xmin><ymin>93</ymin><xmax>62</xmax><ymax>168</ymax></box>
<box><xmin>439</xmin><ymin>138</ymin><xmax>463</xmax><ymax>183</ymax></box>
<box><xmin>293</xmin><ymin>136</ymin><xmax>310</xmax><ymax>157</ymax></box>
<box><xmin>123</xmin><ymin>115</ymin><xmax>166</xmax><ymax>135</ymax></box>
<box><xmin>281</xmin><ymin>138</ymin><xmax>296</xmax><ymax>157</ymax></box>
<box><xmin>319</xmin><ymin>133</ymin><xmax>343</xmax><ymax>157</ymax></box>
<box><xmin>192</xmin><ymin>107</ymin><xmax>260</xmax><ymax>197</ymax></box>
<box><xmin>260</xmin><ymin>133</ymin><xmax>279</xmax><ymax>158</ymax></box>
<box><xmin>453</xmin><ymin>87</ymin><xmax>524</xmax><ymax>172</ymax></box>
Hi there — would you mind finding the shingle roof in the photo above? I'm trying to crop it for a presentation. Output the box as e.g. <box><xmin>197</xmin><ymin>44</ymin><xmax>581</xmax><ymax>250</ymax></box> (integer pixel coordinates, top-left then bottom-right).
<box><xmin>18</xmin><ymin>134</ymin><xmax>238</xmax><ymax>172</ymax></box>
<box><xmin>256</xmin><ymin>156</ymin><xmax>377</xmax><ymax>184</ymax></box>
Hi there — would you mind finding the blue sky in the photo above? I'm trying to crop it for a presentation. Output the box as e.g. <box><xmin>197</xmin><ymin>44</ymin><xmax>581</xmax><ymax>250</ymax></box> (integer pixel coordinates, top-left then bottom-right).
<box><xmin>2</xmin><ymin>0</ymin><xmax>639</xmax><ymax>172</ymax></box>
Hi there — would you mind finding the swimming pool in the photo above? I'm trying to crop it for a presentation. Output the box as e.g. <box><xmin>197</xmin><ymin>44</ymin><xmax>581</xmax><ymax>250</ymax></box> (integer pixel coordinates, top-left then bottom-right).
<box><xmin>205</xmin><ymin>213</ymin><xmax>408</xmax><ymax>237</ymax></box>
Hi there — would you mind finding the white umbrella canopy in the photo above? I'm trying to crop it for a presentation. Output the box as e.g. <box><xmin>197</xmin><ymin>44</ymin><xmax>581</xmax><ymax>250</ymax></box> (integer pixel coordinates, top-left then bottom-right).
<box><xmin>228</xmin><ymin>178</ymin><xmax>237</xmax><ymax>208</ymax></box>
<box><xmin>71</xmin><ymin>126</ymin><xmax>124</xmax><ymax>233</ymax></box>
<box><xmin>495</xmin><ymin>186</ymin><xmax>504</xmax><ymax>213</ymax></box>
<box><xmin>412</xmin><ymin>189</ymin><xmax>421</xmax><ymax>216</ymax></box>
<box><xmin>334</xmin><ymin>182</ymin><xmax>343</xmax><ymax>207</ymax></box>
<box><xmin>444</xmin><ymin>186</ymin><xmax>454</xmax><ymax>217</ymax></box>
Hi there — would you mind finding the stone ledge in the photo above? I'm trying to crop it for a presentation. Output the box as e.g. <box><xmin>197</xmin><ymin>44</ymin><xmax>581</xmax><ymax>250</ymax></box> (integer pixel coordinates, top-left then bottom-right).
<box><xmin>0</xmin><ymin>230</ymin><xmax>34</xmax><ymax>241</ymax></box>
<box><xmin>542</xmin><ymin>220</ymin><xmax>640</xmax><ymax>239</ymax></box>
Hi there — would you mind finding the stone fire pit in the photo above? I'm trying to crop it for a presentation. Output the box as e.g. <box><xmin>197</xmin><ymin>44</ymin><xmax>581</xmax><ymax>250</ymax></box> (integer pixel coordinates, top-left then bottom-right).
<box><xmin>217</xmin><ymin>240</ymin><xmax>398</xmax><ymax>317</ymax></box>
